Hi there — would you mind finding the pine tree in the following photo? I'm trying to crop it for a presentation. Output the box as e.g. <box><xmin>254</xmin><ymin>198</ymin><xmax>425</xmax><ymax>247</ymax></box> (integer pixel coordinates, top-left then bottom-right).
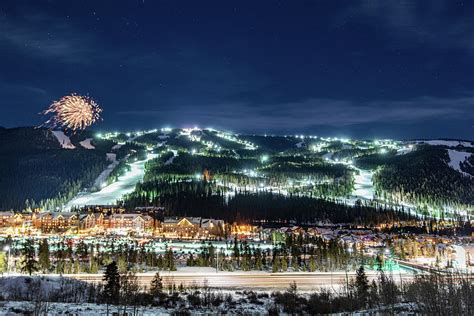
<box><xmin>272</xmin><ymin>255</ymin><xmax>280</xmax><ymax>273</ymax></box>
<box><xmin>38</xmin><ymin>239</ymin><xmax>51</xmax><ymax>273</ymax></box>
<box><xmin>0</xmin><ymin>252</ymin><xmax>7</xmax><ymax>274</ymax></box>
<box><xmin>255</xmin><ymin>248</ymin><xmax>263</xmax><ymax>270</ymax></box>
<box><xmin>20</xmin><ymin>239</ymin><xmax>38</xmax><ymax>275</ymax></box>
<box><xmin>149</xmin><ymin>272</ymin><xmax>163</xmax><ymax>296</ymax></box>
<box><xmin>308</xmin><ymin>255</ymin><xmax>317</xmax><ymax>272</ymax></box>
<box><xmin>241</xmin><ymin>255</ymin><xmax>250</xmax><ymax>271</ymax></box>
<box><xmin>355</xmin><ymin>265</ymin><xmax>369</xmax><ymax>308</ymax></box>
<box><xmin>368</xmin><ymin>279</ymin><xmax>378</xmax><ymax>308</ymax></box>
<box><xmin>89</xmin><ymin>256</ymin><xmax>99</xmax><ymax>273</ymax></box>
<box><xmin>117</xmin><ymin>255</ymin><xmax>128</xmax><ymax>273</ymax></box>
<box><xmin>102</xmin><ymin>261</ymin><xmax>121</xmax><ymax>305</ymax></box>
<box><xmin>281</xmin><ymin>256</ymin><xmax>288</xmax><ymax>272</ymax></box>
<box><xmin>164</xmin><ymin>249</ymin><xmax>176</xmax><ymax>271</ymax></box>
<box><xmin>291</xmin><ymin>255</ymin><xmax>299</xmax><ymax>271</ymax></box>
<box><xmin>233</xmin><ymin>237</ymin><xmax>240</xmax><ymax>265</ymax></box>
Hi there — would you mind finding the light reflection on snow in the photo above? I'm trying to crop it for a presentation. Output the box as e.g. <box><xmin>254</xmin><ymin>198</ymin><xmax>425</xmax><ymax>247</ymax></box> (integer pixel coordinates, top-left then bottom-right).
<box><xmin>63</xmin><ymin>154</ymin><xmax>157</xmax><ymax>209</ymax></box>
<box><xmin>352</xmin><ymin>168</ymin><xmax>375</xmax><ymax>200</ymax></box>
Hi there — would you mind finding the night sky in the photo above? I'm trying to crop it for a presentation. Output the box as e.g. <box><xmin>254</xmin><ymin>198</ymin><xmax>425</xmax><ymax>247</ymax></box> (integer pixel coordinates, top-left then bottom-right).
<box><xmin>0</xmin><ymin>1</ymin><xmax>473</xmax><ymax>139</ymax></box>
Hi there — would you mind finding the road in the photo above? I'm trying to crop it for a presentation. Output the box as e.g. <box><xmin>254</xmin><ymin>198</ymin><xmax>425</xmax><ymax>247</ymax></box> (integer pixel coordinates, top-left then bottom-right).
<box><xmin>66</xmin><ymin>271</ymin><xmax>416</xmax><ymax>290</ymax></box>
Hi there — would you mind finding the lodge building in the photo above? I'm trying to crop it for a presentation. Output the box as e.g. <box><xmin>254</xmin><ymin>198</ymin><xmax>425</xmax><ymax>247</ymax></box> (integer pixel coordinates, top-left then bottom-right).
<box><xmin>159</xmin><ymin>217</ymin><xmax>225</xmax><ymax>239</ymax></box>
<box><xmin>0</xmin><ymin>210</ymin><xmax>228</xmax><ymax>239</ymax></box>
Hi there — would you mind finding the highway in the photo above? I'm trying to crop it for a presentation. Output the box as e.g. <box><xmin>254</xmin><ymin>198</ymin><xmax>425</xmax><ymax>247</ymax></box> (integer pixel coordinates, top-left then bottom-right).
<box><xmin>67</xmin><ymin>270</ymin><xmax>416</xmax><ymax>290</ymax></box>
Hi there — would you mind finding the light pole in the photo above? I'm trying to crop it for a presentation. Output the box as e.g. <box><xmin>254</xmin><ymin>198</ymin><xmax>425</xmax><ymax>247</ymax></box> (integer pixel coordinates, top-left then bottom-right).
<box><xmin>4</xmin><ymin>245</ymin><xmax>10</xmax><ymax>274</ymax></box>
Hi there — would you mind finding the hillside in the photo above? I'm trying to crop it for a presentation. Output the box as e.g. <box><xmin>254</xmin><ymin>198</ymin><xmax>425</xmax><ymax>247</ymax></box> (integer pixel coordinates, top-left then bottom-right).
<box><xmin>124</xmin><ymin>129</ymin><xmax>473</xmax><ymax>220</ymax></box>
<box><xmin>0</xmin><ymin>127</ymin><xmax>117</xmax><ymax>210</ymax></box>
<box><xmin>0</xmin><ymin>127</ymin><xmax>472</xmax><ymax>220</ymax></box>
<box><xmin>355</xmin><ymin>143</ymin><xmax>474</xmax><ymax>215</ymax></box>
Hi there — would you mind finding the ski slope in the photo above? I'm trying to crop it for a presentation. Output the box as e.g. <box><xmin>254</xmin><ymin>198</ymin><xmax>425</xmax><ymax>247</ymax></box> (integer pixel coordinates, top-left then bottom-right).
<box><xmin>64</xmin><ymin>153</ymin><xmax>157</xmax><ymax>209</ymax></box>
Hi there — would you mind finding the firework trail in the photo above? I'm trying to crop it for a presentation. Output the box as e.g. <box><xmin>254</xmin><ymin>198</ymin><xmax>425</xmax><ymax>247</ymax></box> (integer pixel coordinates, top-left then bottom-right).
<box><xmin>41</xmin><ymin>94</ymin><xmax>102</xmax><ymax>132</ymax></box>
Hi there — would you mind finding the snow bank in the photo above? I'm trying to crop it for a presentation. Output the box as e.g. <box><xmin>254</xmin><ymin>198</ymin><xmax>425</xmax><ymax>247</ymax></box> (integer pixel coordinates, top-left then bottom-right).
<box><xmin>79</xmin><ymin>138</ymin><xmax>95</xmax><ymax>149</ymax></box>
<box><xmin>0</xmin><ymin>301</ymin><xmax>170</xmax><ymax>316</ymax></box>
<box><xmin>51</xmin><ymin>131</ymin><xmax>75</xmax><ymax>149</ymax></box>
<box><xmin>0</xmin><ymin>276</ymin><xmax>89</xmax><ymax>301</ymax></box>
<box><xmin>447</xmin><ymin>149</ymin><xmax>472</xmax><ymax>177</ymax></box>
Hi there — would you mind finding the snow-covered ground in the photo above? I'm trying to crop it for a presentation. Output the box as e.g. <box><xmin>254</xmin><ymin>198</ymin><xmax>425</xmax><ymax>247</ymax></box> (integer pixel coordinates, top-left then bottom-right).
<box><xmin>396</xmin><ymin>145</ymin><xmax>414</xmax><ymax>155</ymax></box>
<box><xmin>51</xmin><ymin>131</ymin><xmax>75</xmax><ymax>149</ymax></box>
<box><xmin>352</xmin><ymin>168</ymin><xmax>375</xmax><ymax>200</ymax></box>
<box><xmin>0</xmin><ymin>275</ymin><xmax>85</xmax><ymax>300</ymax></box>
<box><xmin>447</xmin><ymin>149</ymin><xmax>472</xmax><ymax>177</ymax></box>
<box><xmin>416</xmin><ymin>140</ymin><xmax>474</xmax><ymax>148</ymax></box>
<box><xmin>0</xmin><ymin>301</ymin><xmax>173</xmax><ymax>316</ymax></box>
<box><xmin>79</xmin><ymin>138</ymin><xmax>95</xmax><ymax>149</ymax></box>
<box><xmin>0</xmin><ymin>276</ymin><xmax>271</xmax><ymax>315</ymax></box>
<box><xmin>89</xmin><ymin>153</ymin><xmax>120</xmax><ymax>191</ymax></box>
<box><xmin>320</xmin><ymin>153</ymin><xmax>375</xmax><ymax>201</ymax></box>
<box><xmin>64</xmin><ymin>153</ymin><xmax>157</xmax><ymax>208</ymax></box>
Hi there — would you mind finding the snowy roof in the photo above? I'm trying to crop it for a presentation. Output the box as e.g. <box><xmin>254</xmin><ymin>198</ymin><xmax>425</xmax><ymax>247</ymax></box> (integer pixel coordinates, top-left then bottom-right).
<box><xmin>110</xmin><ymin>213</ymin><xmax>145</xmax><ymax>220</ymax></box>
<box><xmin>163</xmin><ymin>217</ymin><xmax>202</xmax><ymax>225</ymax></box>
<box><xmin>36</xmin><ymin>212</ymin><xmax>77</xmax><ymax>219</ymax></box>
<box><xmin>200</xmin><ymin>218</ymin><xmax>223</xmax><ymax>228</ymax></box>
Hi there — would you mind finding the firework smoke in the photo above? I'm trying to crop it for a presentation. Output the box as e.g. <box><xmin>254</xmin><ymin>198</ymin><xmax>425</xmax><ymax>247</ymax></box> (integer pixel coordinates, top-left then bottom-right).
<box><xmin>41</xmin><ymin>94</ymin><xmax>102</xmax><ymax>131</ymax></box>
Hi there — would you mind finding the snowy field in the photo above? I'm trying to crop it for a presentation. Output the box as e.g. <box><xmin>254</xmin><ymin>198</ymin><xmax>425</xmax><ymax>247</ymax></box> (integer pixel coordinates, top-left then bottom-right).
<box><xmin>79</xmin><ymin>138</ymin><xmax>95</xmax><ymax>149</ymax></box>
<box><xmin>64</xmin><ymin>153</ymin><xmax>157</xmax><ymax>208</ymax></box>
<box><xmin>447</xmin><ymin>149</ymin><xmax>472</xmax><ymax>177</ymax></box>
<box><xmin>0</xmin><ymin>276</ymin><xmax>272</xmax><ymax>315</ymax></box>
<box><xmin>51</xmin><ymin>130</ymin><xmax>75</xmax><ymax>149</ymax></box>
<box><xmin>416</xmin><ymin>139</ymin><xmax>474</xmax><ymax>148</ymax></box>
<box><xmin>352</xmin><ymin>168</ymin><xmax>375</xmax><ymax>200</ymax></box>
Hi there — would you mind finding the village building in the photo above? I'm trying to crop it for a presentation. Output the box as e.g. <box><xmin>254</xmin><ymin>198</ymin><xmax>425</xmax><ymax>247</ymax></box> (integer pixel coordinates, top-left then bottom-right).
<box><xmin>0</xmin><ymin>212</ymin><xmax>14</xmax><ymax>228</ymax></box>
<box><xmin>159</xmin><ymin>217</ymin><xmax>225</xmax><ymax>239</ymax></box>
<box><xmin>108</xmin><ymin>213</ymin><xmax>154</xmax><ymax>233</ymax></box>
<box><xmin>32</xmin><ymin>212</ymin><xmax>78</xmax><ymax>232</ymax></box>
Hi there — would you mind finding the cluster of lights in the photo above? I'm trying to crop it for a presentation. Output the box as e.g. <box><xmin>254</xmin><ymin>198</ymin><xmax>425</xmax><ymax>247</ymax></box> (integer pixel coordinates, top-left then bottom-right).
<box><xmin>311</xmin><ymin>142</ymin><xmax>328</xmax><ymax>152</ymax></box>
<box><xmin>242</xmin><ymin>169</ymin><xmax>258</xmax><ymax>177</ymax></box>
<box><xmin>215</xmin><ymin>132</ymin><xmax>258</xmax><ymax>150</ymax></box>
<box><xmin>97</xmin><ymin>129</ymin><xmax>160</xmax><ymax>141</ymax></box>
<box><xmin>201</xmin><ymin>140</ymin><xmax>222</xmax><ymax>152</ymax></box>
<box><xmin>181</xmin><ymin>126</ymin><xmax>201</xmax><ymax>136</ymax></box>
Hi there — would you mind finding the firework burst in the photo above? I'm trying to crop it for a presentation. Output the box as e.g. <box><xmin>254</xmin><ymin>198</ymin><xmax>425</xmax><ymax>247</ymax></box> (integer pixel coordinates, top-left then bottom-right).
<box><xmin>41</xmin><ymin>94</ymin><xmax>102</xmax><ymax>131</ymax></box>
